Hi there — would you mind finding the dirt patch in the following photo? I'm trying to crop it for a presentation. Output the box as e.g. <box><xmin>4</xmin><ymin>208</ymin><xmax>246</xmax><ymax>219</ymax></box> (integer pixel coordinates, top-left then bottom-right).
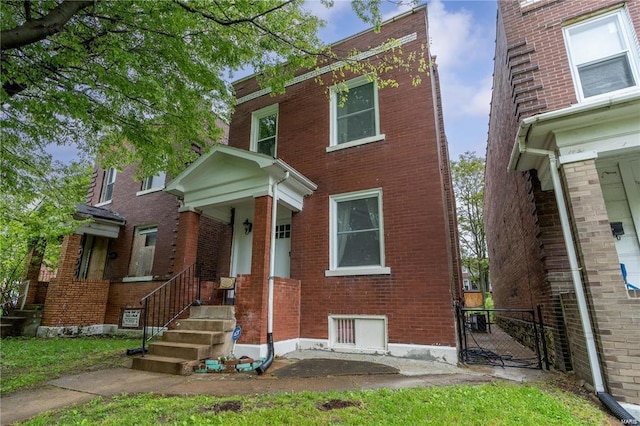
<box><xmin>211</xmin><ymin>400</ymin><xmax>243</xmax><ymax>414</ymax></box>
<box><xmin>317</xmin><ymin>399</ymin><xmax>361</xmax><ymax>411</ymax></box>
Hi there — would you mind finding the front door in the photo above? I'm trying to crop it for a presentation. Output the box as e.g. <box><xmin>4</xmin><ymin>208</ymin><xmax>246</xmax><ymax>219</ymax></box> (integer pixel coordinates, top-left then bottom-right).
<box><xmin>274</xmin><ymin>220</ymin><xmax>291</xmax><ymax>278</ymax></box>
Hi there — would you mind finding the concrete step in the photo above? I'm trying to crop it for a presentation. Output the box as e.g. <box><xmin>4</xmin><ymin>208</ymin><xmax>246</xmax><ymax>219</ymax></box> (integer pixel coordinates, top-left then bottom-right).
<box><xmin>0</xmin><ymin>316</ymin><xmax>27</xmax><ymax>324</ymax></box>
<box><xmin>189</xmin><ymin>305</ymin><xmax>235</xmax><ymax>320</ymax></box>
<box><xmin>131</xmin><ymin>355</ymin><xmax>197</xmax><ymax>375</ymax></box>
<box><xmin>23</xmin><ymin>304</ymin><xmax>43</xmax><ymax>311</ymax></box>
<box><xmin>1</xmin><ymin>323</ymin><xmax>14</xmax><ymax>338</ymax></box>
<box><xmin>148</xmin><ymin>342</ymin><xmax>212</xmax><ymax>360</ymax></box>
<box><xmin>162</xmin><ymin>330</ymin><xmax>225</xmax><ymax>345</ymax></box>
<box><xmin>174</xmin><ymin>318</ymin><xmax>235</xmax><ymax>332</ymax></box>
<box><xmin>12</xmin><ymin>309</ymin><xmax>43</xmax><ymax>319</ymax></box>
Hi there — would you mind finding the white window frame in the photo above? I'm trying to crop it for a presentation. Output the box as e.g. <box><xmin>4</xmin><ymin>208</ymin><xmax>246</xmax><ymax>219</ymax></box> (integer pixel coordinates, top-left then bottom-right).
<box><xmin>326</xmin><ymin>188</ymin><xmax>390</xmax><ymax>276</ymax></box>
<box><xmin>137</xmin><ymin>172</ymin><xmax>166</xmax><ymax>196</ymax></box>
<box><xmin>250</xmin><ymin>104</ymin><xmax>279</xmax><ymax>157</ymax></box>
<box><xmin>328</xmin><ymin>315</ymin><xmax>388</xmax><ymax>352</ymax></box>
<box><xmin>97</xmin><ymin>168</ymin><xmax>116</xmax><ymax>206</ymax></box>
<box><xmin>563</xmin><ymin>7</ymin><xmax>640</xmax><ymax>102</ymax></box>
<box><xmin>328</xmin><ymin>76</ymin><xmax>385</xmax><ymax>152</ymax></box>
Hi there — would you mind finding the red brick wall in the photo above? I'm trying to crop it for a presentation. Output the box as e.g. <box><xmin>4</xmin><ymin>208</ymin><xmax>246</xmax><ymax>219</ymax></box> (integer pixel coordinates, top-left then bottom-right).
<box><xmin>42</xmin><ymin>235</ymin><xmax>110</xmax><ymax>326</ymax></box>
<box><xmin>230</xmin><ymin>9</ymin><xmax>457</xmax><ymax>347</ymax></box>
<box><xmin>273</xmin><ymin>277</ymin><xmax>301</xmax><ymax>341</ymax></box>
<box><xmin>486</xmin><ymin>0</ymin><xmax>640</xmax><ymax>399</ymax></box>
<box><xmin>104</xmin><ymin>280</ymin><xmax>163</xmax><ymax>325</ymax></box>
<box><xmin>90</xmin><ymin>165</ymin><xmax>181</xmax><ymax>279</ymax></box>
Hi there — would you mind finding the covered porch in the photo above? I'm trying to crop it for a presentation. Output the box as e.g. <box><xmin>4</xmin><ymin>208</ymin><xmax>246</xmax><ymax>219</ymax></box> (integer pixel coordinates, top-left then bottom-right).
<box><xmin>165</xmin><ymin>145</ymin><xmax>317</xmax><ymax>357</ymax></box>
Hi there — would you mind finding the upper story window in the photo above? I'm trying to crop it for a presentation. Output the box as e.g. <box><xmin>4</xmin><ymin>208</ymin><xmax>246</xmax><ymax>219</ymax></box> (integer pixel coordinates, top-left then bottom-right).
<box><xmin>138</xmin><ymin>172</ymin><xmax>166</xmax><ymax>194</ymax></box>
<box><xmin>251</xmin><ymin>104</ymin><xmax>278</xmax><ymax>157</ymax></box>
<box><xmin>328</xmin><ymin>76</ymin><xmax>384</xmax><ymax>152</ymax></box>
<box><xmin>326</xmin><ymin>188</ymin><xmax>390</xmax><ymax>277</ymax></box>
<box><xmin>99</xmin><ymin>168</ymin><xmax>116</xmax><ymax>204</ymax></box>
<box><xmin>564</xmin><ymin>8</ymin><xmax>640</xmax><ymax>101</ymax></box>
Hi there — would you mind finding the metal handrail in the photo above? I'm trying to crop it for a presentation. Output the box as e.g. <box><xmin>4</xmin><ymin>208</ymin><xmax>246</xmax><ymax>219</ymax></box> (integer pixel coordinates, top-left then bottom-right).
<box><xmin>139</xmin><ymin>263</ymin><xmax>201</xmax><ymax>356</ymax></box>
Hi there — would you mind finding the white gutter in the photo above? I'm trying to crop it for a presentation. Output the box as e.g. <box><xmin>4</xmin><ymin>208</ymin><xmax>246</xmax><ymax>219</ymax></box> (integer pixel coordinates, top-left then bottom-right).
<box><xmin>256</xmin><ymin>170</ymin><xmax>290</xmax><ymax>374</ymax></box>
<box><xmin>512</xmin><ymin>136</ymin><xmax>605</xmax><ymax>393</ymax></box>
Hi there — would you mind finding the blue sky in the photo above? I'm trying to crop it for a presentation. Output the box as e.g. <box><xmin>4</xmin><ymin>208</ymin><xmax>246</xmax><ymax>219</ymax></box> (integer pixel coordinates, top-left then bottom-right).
<box><xmin>302</xmin><ymin>0</ymin><xmax>497</xmax><ymax>160</ymax></box>
<box><xmin>50</xmin><ymin>0</ymin><xmax>497</xmax><ymax>164</ymax></box>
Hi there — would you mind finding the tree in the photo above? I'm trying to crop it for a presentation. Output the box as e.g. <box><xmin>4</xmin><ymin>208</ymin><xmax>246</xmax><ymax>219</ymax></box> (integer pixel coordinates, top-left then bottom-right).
<box><xmin>451</xmin><ymin>152</ymin><xmax>489</xmax><ymax>300</ymax></box>
<box><xmin>1</xmin><ymin>1</ymin><xmax>426</xmax><ymax>296</ymax></box>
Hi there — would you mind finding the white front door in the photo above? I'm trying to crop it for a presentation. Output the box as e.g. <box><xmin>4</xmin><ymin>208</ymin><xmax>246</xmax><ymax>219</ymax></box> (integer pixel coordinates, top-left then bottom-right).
<box><xmin>274</xmin><ymin>220</ymin><xmax>291</xmax><ymax>278</ymax></box>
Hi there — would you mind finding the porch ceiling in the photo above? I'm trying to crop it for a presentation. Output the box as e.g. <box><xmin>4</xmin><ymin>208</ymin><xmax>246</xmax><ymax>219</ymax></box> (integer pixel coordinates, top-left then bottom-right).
<box><xmin>165</xmin><ymin>145</ymin><xmax>317</xmax><ymax>222</ymax></box>
<box><xmin>509</xmin><ymin>91</ymin><xmax>640</xmax><ymax>190</ymax></box>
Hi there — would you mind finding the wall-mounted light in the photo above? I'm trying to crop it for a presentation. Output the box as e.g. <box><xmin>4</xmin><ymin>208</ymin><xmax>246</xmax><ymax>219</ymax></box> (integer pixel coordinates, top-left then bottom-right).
<box><xmin>243</xmin><ymin>219</ymin><xmax>253</xmax><ymax>235</ymax></box>
<box><xmin>611</xmin><ymin>222</ymin><xmax>624</xmax><ymax>240</ymax></box>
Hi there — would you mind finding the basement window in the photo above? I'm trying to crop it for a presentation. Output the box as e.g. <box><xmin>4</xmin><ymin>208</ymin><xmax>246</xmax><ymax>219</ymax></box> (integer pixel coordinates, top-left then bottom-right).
<box><xmin>329</xmin><ymin>315</ymin><xmax>387</xmax><ymax>351</ymax></box>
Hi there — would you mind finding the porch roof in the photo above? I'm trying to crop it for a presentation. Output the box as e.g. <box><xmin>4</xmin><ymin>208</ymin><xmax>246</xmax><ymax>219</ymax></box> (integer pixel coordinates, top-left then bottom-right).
<box><xmin>165</xmin><ymin>145</ymin><xmax>317</xmax><ymax>223</ymax></box>
<box><xmin>509</xmin><ymin>91</ymin><xmax>640</xmax><ymax>190</ymax></box>
<box><xmin>74</xmin><ymin>204</ymin><xmax>126</xmax><ymax>238</ymax></box>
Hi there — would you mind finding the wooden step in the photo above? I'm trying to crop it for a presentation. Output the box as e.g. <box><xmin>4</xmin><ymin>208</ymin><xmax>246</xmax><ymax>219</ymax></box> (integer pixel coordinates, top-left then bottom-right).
<box><xmin>131</xmin><ymin>355</ymin><xmax>197</xmax><ymax>375</ymax></box>
<box><xmin>174</xmin><ymin>318</ymin><xmax>235</xmax><ymax>332</ymax></box>
<box><xmin>162</xmin><ymin>330</ymin><xmax>225</xmax><ymax>345</ymax></box>
<box><xmin>148</xmin><ymin>342</ymin><xmax>211</xmax><ymax>360</ymax></box>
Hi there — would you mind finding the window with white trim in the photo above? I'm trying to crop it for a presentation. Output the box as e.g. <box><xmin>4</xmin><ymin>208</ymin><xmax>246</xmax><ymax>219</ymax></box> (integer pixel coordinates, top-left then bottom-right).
<box><xmin>327</xmin><ymin>188</ymin><xmax>390</xmax><ymax>276</ymax></box>
<box><xmin>128</xmin><ymin>225</ymin><xmax>157</xmax><ymax>277</ymax></box>
<box><xmin>251</xmin><ymin>104</ymin><xmax>278</xmax><ymax>157</ymax></box>
<box><xmin>329</xmin><ymin>76</ymin><xmax>384</xmax><ymax>151</ymax></box>
<box><xmin>564</xmin><ymin>8</ymin><xmax>640</xmax><ymax>101</ymax></box>
<box><xmin>99</xmin><ymin>168</ymin><xmax>116</xmax><ymax>203</ymax></box>
<box><xmin>140</xmin><ymin>172</ymin><xmax>166</xmax><ymax>192</ymax></box>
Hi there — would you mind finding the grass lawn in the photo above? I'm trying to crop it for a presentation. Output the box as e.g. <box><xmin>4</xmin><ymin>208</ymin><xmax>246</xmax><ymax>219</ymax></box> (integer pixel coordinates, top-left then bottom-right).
<box><xmin>0</xmin><ymin>336</ymin><xmax>139</xmax><ymax>394</ymax></box>
<box><xmin>19</xmin><ymin>383</ymin><xmax>612</xmax><ymax>425</ymax></box>
<box><xmin>2</xmin><ymin>337</ymin><xmax>614</xmax><ymax>425</ymax></box>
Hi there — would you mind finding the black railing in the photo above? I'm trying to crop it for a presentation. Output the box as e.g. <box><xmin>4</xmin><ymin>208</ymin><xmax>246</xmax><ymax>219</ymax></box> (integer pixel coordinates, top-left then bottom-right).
<box><xmin>139</xmin><ymin>263</ymin><xmax>201</xmax><ymax>356</ymax></box>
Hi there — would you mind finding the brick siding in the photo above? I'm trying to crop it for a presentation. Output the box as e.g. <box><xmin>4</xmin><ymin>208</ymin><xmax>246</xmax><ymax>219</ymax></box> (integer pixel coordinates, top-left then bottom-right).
<box><xmin>486</xmin><ymin>0</ymin><xmax>640</xmax><ymax>403</ymax></box>
<box><xmin>231</xmin><ymin>9</ymin><xmax>458</xmax><ymax>347</ymax></box>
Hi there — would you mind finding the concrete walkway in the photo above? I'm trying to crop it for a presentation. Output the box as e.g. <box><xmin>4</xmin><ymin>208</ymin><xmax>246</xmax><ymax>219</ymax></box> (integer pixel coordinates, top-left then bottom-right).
<box><xmin>1</xmin><ymin>350</ymin><xmax>551</xmax><ymax>425</ymax></box>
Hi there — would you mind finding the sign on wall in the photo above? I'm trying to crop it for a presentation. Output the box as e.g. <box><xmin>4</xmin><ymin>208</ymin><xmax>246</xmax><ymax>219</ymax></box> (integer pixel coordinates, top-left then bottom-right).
<box><xmin>120</xmin><ymin>308</ymin><xmax>143</xmax><ymax>328</ymax></box>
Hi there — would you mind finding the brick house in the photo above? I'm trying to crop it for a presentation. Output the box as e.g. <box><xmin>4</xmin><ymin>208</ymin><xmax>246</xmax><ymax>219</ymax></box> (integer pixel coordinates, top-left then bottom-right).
<box><xmin>485</xmin><ymin>0</ymin><xmax>640</xmax><ymax>405</ymax></box>
<box><xmin>31</xmin><ymin>7</ymin><xmax>462</xmax><ymax>364</ymax></box>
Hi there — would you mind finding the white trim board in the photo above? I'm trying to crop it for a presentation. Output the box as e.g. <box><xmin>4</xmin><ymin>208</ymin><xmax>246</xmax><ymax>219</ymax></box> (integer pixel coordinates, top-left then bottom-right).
<box><xmin>236</xmin><ymin>33</ymin><xmax>418</xmax><ymax>105</ymax></box>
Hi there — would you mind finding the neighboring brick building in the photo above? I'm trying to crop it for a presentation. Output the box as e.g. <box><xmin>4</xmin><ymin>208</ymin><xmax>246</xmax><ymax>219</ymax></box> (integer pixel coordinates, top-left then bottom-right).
<box><xmin>485</xmin><ymin>0</ymin><xmax>640</xmax><ymax>405</ymax></box>
<box><xmin>37</xmin><ymin>6</ymin><xmax>462</xmax><ymax>363</ymax></box>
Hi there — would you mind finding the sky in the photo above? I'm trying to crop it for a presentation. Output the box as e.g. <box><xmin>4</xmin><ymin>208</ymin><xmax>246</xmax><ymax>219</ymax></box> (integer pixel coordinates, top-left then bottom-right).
<box><xmin>49</xmin><ymin>0</ymin><xmax>497</xmax><ymax>164</ymax></box>
<box><xmin>302</xmin><ymin>0</ymin><xmax>498</xmax><ymax>161</ymax></box>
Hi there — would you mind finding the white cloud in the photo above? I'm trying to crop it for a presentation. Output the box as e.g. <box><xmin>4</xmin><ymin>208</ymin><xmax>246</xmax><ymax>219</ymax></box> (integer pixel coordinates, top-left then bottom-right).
<box><xmin>427</xmin><ymin>0</ymin><xmax>494</xmax><ymax>124</ymax></box>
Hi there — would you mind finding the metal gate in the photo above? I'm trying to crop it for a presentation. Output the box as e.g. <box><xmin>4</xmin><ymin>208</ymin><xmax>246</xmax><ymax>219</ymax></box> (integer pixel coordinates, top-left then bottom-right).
<box><xmin>456</xmin><ymin>304</ymin><xmax>549</xmax><ymax>369</ymax></box>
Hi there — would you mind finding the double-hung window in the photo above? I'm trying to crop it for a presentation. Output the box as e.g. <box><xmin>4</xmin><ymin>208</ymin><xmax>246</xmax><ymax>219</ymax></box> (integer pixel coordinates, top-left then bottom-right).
<box><xmin>326</xmin><ymin>188</ymin><xmax>390</xmax><ymax>276</ymax></box>
<box><xmin>564</xmin><ymin>8</ymin><xmax>640</xmax><ymax>100</ymax></box>
<box><xmin>99</xmin><ymin>168</ymin><xmax>116</xmax><ymax>204</ymax></box>
<box><xmin>329</xmin><ymin>76</ymin><xmax>384</xmax><ymax>151</ymax></box>
<box><xmin>251</xmin><ymin>104</ymin><xmax>278</xmax><ymax>157</ymax></box>
<box><xmin>139</xmin><ymin>172</ymin><xmax>166</xmax><ymax>194</ymax></box>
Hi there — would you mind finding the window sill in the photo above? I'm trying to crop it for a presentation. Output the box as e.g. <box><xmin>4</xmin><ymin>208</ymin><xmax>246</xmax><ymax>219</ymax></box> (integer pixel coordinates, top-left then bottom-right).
<box><xmin>136</xmin><ymin>186</ymin><xmax>165</xmax><ymax>196</ymax></box>
<box><xmin>95</xmin><ymin>200</ymin><xmax>112</xmax><ymax>207</ymax></box>
<box><xmin>325</xmin><ymin>266</ymin><xmax>391</xmax><ymax>277</ymax></box>
<box><xmin>122</xmin><ymin>275</ymin><xmax>153</xmax><ymax>282</ymax></box>
<box><xmin>326</xmin><ymin>134</ymin><xmax>385</xmax><ymax>153</ymax></box>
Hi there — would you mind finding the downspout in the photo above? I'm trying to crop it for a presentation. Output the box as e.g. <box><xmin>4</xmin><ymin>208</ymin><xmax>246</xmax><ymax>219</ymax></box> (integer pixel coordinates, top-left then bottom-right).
<box><xmin>516</xmin><ymin>142</ymin><xmax>636</xmax><ymax>422</ymax></box>
<box><xmin>256</xmin><ymin>170</ymin><xmax>290</xmax><ymax>375</ymax></box>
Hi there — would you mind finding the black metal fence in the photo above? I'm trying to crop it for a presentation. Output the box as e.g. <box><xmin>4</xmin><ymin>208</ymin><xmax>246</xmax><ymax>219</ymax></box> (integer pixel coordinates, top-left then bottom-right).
<box><xmin>456</xmin><ymin>304</ymin><xmax>549</xmax><ymax>369</ymax></box>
